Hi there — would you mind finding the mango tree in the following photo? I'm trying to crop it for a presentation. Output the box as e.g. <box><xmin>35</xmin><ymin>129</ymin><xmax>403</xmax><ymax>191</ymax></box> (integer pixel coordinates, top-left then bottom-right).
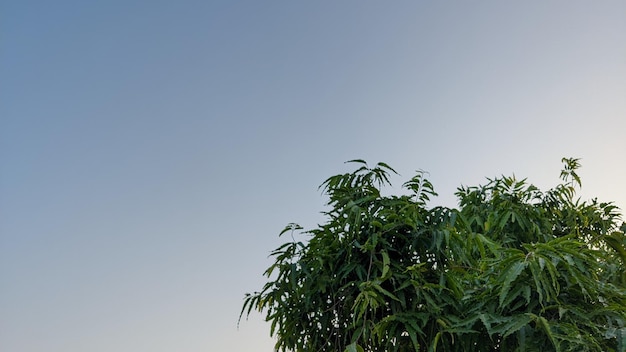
<box><xmin>241</xmin><ymin>158</ymin><xmax>626</xmax><ymax>351</ymax></box>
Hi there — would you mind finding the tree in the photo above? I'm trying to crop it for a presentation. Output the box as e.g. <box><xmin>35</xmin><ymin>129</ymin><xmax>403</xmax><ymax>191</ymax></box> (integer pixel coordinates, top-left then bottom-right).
<box><xmin>241</xmin><ymin>159</ymin><xmax>626</xmax><ymax>352</ymax></box>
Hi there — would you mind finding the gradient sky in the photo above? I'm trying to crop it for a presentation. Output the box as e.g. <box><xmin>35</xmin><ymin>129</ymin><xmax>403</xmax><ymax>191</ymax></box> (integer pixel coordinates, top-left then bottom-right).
<box><xmin>1</xmin><ymin>1</ymin><xmax>625</xmax><ymax>351</ymax></box>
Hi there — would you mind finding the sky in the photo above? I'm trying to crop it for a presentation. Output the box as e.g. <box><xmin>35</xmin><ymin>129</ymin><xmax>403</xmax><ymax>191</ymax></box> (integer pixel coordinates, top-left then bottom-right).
<box><xmin>1</xmin><ymin>1</ymin><xmax>625</xmax><ymax>351</ymax></box>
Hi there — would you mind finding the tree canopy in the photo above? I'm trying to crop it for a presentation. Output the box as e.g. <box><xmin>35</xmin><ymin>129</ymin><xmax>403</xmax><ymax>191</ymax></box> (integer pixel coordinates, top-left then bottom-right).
<box><xmin>241</xmin><ymin>158</ymin><xmax>626</xmax><ymax>352</ymax></box>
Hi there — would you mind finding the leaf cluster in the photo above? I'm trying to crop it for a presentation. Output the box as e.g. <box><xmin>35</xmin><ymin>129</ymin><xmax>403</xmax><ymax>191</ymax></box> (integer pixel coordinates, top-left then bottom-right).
<box><xmin>241</xmin><ymin>159</ymin><xmax>626</xmax><ymax>352</ymax></box>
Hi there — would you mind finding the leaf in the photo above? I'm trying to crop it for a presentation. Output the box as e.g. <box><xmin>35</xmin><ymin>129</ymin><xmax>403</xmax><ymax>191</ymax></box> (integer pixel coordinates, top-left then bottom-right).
<box><xmin>480</xmin><ymin>313</ymin><xmax>496</xmax><ymax>337</ymax></box>
<box><xmin>605</xmin><ymin>232</ymin><xmax>626</xmax><ymax>263</ymax></box>
<box><xmin>376</xmin><ymin>161</ymin><xmax>399</xmax><ymax>175</ymax></box>
<box><xmin>502</xmin><ymin>314</ymin><xmax>533</xmax><ymax>338</ymax></box>
<box><xmin>381</xmin><ymin>250</ymin><xmax>390</xmax><ymax>278</ymax></box>
<box><xmin>346</xmin><ymin>159</ymin><xmax>368</xmax><ymax>166</ymax></box>
<box><xmin>345</xmin><ymin>342</ymin><xmax>364</xmax><ymax>352</ymax></box>
<box><xmin>429</xmin><ymin>332</ymin><xmax>441</xmax><ymax>352</ymax></box>
<box><xmin>558</xmin><ymin>307</ymin><xmax>567</xmax><ymax>319</ymax></box>
<box><xmin>372</xmin><ymin>283</ymin><xmax>400</xmax><ymax>302</ymax></box>
<box><xmin>499</xmin><ymin>261</ymin><xmax>527</xmax><ymax>307</ymax></box>
<box><xmin>536</xmin><ymin>315</ymin><xmax>558</xmax><ymax>349</ymax></box>
<box><xmin>279</xmin><ymin>223</ymin><xmax>302</xmax><ymax>236</ymax></box>
<box><xmin>500</xmin><ymin>282</ymin><xmax>526</xmax><ymax>308</ymax></box>
<box><xmin>498</xmin><ymin>211</ymin><xmax>512</xmax><ymax>229</ymax></box>
<box><xmin>617</xmin><ymin>327</ymin><xmax>626</xmax><ymax>352</ymax></box>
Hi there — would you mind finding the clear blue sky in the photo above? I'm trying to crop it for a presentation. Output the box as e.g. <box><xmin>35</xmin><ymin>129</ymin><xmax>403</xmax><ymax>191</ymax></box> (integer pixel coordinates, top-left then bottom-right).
<box><xmin>1</xmin><ymin>1</ymin><xmax>625</xmax><ymax>351</ymax></box>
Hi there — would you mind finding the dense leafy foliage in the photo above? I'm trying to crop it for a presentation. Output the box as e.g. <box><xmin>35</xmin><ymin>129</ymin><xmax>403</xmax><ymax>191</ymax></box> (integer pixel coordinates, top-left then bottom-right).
<box><xmin>241</xmin><ymin>159</ymin><xmax>626</xmax><ymax>351</ymax></box>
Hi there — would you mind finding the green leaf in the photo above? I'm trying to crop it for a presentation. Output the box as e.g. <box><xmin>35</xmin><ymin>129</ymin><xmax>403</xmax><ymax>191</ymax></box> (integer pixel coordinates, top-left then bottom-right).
<box><xmin>502</xmin><ymin>314</ymin><xmax>533</xmax><ymax>338</ymax></box>
<box><xmin>429</xmin><ymin>332</ymin><xmax>441</xmax><ymax>352</ymax></box>
<box><xmin>536</xmin><ymin>315</ymin><xmax>558</xmax><ymax>349</ymax></box>
<box><xmin>499</xmin><ymin>261</ymin><xmax>527</xmax><ymax>307</ymax></box>
<box><xmin>346</xmin><ymin>159</ymin><xmax>368</xmax><ymax>165</ymax></box>
<box><xmin>372</xmin><ymin>283</ymin><xmax>400</xmax><ymax>302</ymax></box>
<box><xmin>381</xmin><ymin>250</ymin><xmax>390</xmax><ymax>278</ymax></box>
<box><xmin>345</xmin><ymin>342</ymin><xmax>364</xmax><ymax>352</ymax></box>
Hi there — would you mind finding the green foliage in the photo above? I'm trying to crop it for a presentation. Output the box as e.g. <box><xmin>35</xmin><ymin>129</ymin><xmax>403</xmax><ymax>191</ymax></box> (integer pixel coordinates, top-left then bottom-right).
<box><xmin>241</xmin><ymin>159</ymin><xmax>626</xmax><ymax>351</ymax></box>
